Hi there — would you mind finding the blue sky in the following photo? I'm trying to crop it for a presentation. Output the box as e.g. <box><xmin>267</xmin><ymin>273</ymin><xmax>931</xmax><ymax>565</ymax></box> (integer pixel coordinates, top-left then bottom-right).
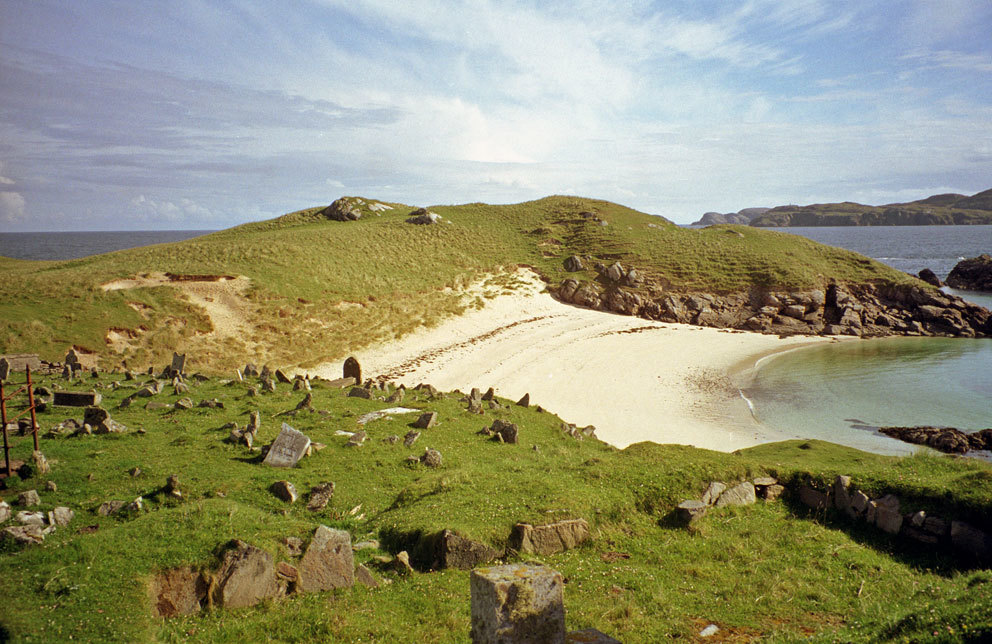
<box><xmin>1</xmin><ymin>0</ymin><xmax>991</xmax><ymax>230</ymax></box>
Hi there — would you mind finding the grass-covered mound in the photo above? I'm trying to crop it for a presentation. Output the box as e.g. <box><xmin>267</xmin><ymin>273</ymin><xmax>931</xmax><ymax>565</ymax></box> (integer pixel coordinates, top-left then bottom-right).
<box><xmin>0</xmin><ymin>196</ymin><xmax>920</xmax><ymax>372</ymax></box>
<box><xmin>1</xmin><ymin>370</ymin><xmax>990</xmax><ymax>642</ymax></box>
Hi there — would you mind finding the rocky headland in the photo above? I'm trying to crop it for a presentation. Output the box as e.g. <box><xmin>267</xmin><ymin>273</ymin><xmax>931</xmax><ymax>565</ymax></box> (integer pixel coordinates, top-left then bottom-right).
<box><xmin>746</xmin><ymin>188</ymin><xmax>992</xmax><ymax>227</ymax></box>
<box><xmin>946</xmin><ymin>254</ymin><xmax>992</xmax><ymax>292</ymax></box>
<box><xmin>555</xmin><ymin>257</ymin><xmax>992</xmax><ymax>339</ymax></box>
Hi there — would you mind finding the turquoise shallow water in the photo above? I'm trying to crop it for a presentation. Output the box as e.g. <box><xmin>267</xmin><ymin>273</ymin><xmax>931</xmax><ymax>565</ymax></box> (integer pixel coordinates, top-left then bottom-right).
<box><xmin>744</xmin><ymin>337</ymin><xmax>992</xmax><ymax>455</ymax></box>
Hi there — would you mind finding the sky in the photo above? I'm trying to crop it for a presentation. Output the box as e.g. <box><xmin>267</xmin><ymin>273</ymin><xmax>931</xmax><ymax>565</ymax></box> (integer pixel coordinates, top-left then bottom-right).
<box><xmin>1</xmin><ymin>1</ymin><xmax>991</xmax><ymax>231</ymax></box>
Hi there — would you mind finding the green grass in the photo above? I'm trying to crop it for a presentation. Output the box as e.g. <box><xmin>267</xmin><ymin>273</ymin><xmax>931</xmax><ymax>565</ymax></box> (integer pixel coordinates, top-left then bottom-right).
<box><xmin>0</xmin><ymin>195</ymin><xmax>920</xmax><ymax>372</ymax></box>
<box><xmin>0</xmin><ymin>371</ymin><xmax>989</xmax><ymax>642</ymax></box>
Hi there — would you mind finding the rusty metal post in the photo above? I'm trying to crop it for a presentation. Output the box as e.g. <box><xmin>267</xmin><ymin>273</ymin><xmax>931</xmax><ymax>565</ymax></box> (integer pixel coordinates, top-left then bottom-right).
<box><xmin>1</xmin><ymin>380</ymin><xmax>9</xmax><ymax>476</ymax></box>
<box><xmin>26</xmin><ymin>365</ymin><xmax>39</xmax><ymax>452</ymax></box>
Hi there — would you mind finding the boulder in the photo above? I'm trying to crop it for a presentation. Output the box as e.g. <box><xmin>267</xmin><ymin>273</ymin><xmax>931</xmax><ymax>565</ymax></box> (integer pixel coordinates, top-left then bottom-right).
<box><xmin>354</xmin><ymin>563</ymin><xmax>379</xmax><ymax>588</ymax></box>
<box><xmin>490</xmin><ymin>419</ymin><xmax>519</xmax><ymax>444</ymax></box>
<box><xmin>605</xmin><ymin>262</ymin><xmax>624</xmax><ymax>282</ymax></box>
<box><xmin>0</xmin><ymin>501</ymin><xmax>10</xmax><ymax>523</ymax></box>
<box><xmin>509</xmin><ymin>518</ymin><xmax>590</xmax><ymax>555</ymax></box>
<box><xmin>2</xmin><ymin>524</ymin><xmax>47</xmax><ymax>545</ymax></box>
<box><xmin>405</xmin><ymin>208</ymin><xmax>441</xmax><ymax>225</ymax></box>
<box><xmin>347</xmin><ymin>387</ymin><xmax>372</xmax><ymax>399</ymax></box>
<box><xmin>917</xmin><ymin>268</ymin><xmax>942</xmax><ymax>287</ymax></box>
<box><xmin>297</xmin><ymin>526</ymin><xmax>355</xmax><ymax>592</ymax></box>
<box><xmin>516</xmin><ymin>393</ymin><xmax>530</xmax><ymax>407</ymax></box>
<box><xmin>700</xmin><ymin>482</ymin><xmax>726</xmax><ymax>506</ymax></box>
<box><xmin>17</xmin><ymin>489</ymin><xmax>41</xmax><ymax>507</ymax></box>
<box><xmin>833</xmin><ymin>475</ymin><xmax>852</xmax><ymax>512</ymax></box>
<box><xmin>320</xmin><ymin>198</ymin><xmax>362</xmax><ymax>222</ymax></box>
<box><xmin>946</xmin><ymin>254</ymin><xmax>992</xmax><ymax>291</ymax></box>
<box><xmin>212</xmin><ymin>540</ymin><xmax>281</xmax><ymax>608</ymax></box>
<box><xmin>49</xmin><ymin>506</ymin><xmax>74</xmax><ymax>526</ymax></box>
<box><xmin>676</xmin><ymin>500</ymin><xmax>707</xmax><ymax>525</ymax></box>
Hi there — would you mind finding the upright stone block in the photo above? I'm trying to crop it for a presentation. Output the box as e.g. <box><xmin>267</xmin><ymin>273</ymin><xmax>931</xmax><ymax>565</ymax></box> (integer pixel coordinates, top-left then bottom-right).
<box><xmin>170</xmin><ymin>352</ymin><xmax>186</xmax><ymax>375</ymax></box>
<box><xmin>53</xmin><ymin>391</ymin><xmax>102</xmax><ymax>407</ymax></box>
<box><xmin>297</xmin><ymin>525</ymin><xmax>354</xmax><ymax>592</ymax></box>
<box><xmin>343</xmin><ymin>356</ymin><xmax>362</xmax><ymax>384</ymax></box>
<box><xmin>0</xmin><ymin>357</ymin><xmax>9</xmax><ymax>381</ymax></box>
<box><xmin>470</xmin><ymin>563</ymin><xmax>565</xmax><ymax>644</ymax></box>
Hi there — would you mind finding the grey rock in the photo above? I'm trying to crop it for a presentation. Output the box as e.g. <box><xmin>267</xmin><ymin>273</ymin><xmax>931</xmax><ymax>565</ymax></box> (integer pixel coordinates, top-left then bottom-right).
<box><xmin>262</xmin><ymin>423</ymin><xmax>311</xmax><ymax>468</ymax></box>
<box><xmin>510</xmin><ymin>518</ymin><xmax>590</xmax><ymax>555</ymax></box>
<box><xmin>298</xmin><ymin>526</ymin><xmax>355</xmax><ymax>592</ymax></box>
<box><xmin>17</xmin><ymin>489</ymin><xmax>41</xmax><ymax>507</ymax></box>
<box><xmin>798</xmin><ymin>486</ymin><xmax>830</xmax><ymax>510</ymax></box>
<box><xmin>701</xmin><ymin>482</ymin><xmax>726</xmax><ymax>506</ymax></box>
<box><xmin>676</xmin><ymin>500</ymin><xmax>707</xmax><ymax>524</ymax></box>
<box><xmin>470</xmin><ymin>563</ymin><xmax>565</xmax><ymax>644</ymax></box>
<box><xmin>714</xmin><ymin>482</ymin><xmax>756</xmax><ymax>507</ymax></box>
<box><xmin>433</xmin><ymin>529</ymin><xmax>498</xmax><ymax>570</ymax></box>
<box><xmin>403</xmin><ymin>431</ymin><xmax>421</xmax><ymax>448</ymax></box>
<box><xmin>212</xmin><ymin>540</ymin><xmax>281</xmax><ymax>609</ymax></box>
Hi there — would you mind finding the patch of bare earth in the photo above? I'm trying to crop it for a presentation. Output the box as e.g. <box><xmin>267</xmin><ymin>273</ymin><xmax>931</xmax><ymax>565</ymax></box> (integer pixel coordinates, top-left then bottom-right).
<box><xmin>102</xmin><ymin>272</ymin><xmax>253</xmax><ymax>342</ymax></box>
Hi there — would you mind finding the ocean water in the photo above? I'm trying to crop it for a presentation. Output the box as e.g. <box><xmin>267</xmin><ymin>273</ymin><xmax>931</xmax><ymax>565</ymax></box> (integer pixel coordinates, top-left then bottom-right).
<box><xmin>747</xmin><ymin>226</ymin><xmax>992</xmax><ymax>455</ymax></box>
<box><xmin>0</xmin><ymin>230</ymin><xmax>215</xmax><ymax>261</ymax></box>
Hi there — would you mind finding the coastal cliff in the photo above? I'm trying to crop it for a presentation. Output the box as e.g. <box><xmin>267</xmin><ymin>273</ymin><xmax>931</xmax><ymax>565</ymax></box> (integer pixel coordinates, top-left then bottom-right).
<box><xmin>747</xmin><ymin>188</ymin><xmax>992</xmax><ymax>226</ymax></box>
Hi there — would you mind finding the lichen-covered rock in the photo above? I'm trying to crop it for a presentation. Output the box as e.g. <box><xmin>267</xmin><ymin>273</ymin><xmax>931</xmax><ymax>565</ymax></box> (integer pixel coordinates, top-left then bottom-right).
<box><xmin>470</xmin><ymin>563</ymin><xmax>565</xmax><ymax>644</ymax></box>
<box><xmin>297</xmin><ymin>526</ymin><xmax>354</xmax><ymax>592</ymax></box>
<box><xmin>212</xmin><ymin>540</ymin><xmax>281</xmax><ymax>609</ymax></box>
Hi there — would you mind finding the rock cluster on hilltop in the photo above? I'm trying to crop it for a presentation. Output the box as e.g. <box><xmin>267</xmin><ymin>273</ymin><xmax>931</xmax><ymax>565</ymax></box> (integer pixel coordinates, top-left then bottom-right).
<box><xmin>690</xmin><ymin>207</ymin><xmax>770</xmax><ymax>226</ymax></box>
<box><xmin>555</xmin><ymin>261</ymin><xmax>992</xmax><ymax>338</ymax></box>
<box><xmin>946</xmin><ymin>254</ymin><xmax>992</xmax><ymax>291</ymax></box>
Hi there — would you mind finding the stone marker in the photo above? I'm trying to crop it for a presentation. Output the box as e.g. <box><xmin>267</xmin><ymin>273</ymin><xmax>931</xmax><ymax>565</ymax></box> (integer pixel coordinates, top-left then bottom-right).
<box><xmin>490</xmin><ymin>419</ymin><xmax>519</xmax><ymax>444</ymax></box>
<box><xmin>414</xmin><ymin>411</ymin><xmax>438</xmax><ymax>429</ymax></box>
<box><xmin>510</xmin><ymin>518</ymin><xmax>590</xmax><ymax>555</ymax></box>
<box><xmin>470</xmin><ymin>562</ymin><xmax>565</xmax><ymax>644</ymax></box>
<box><xmin>516</xmin><ymin>393</ymin><xmax>530</xmax><ymax>407</ymax></box>
<box><xmin>212</xmin><ymin>540</ymin><xmax>281</xmax><ymax>609</ymax></box>
<box><xmin>53</xmin><ymin>391</ymin><xmax>102</xmax><ymax>407</ymax></box>
<box><xmin>404</xmin><ymin>430</ymin><xmax>421</xmax><ymax>447</ymax></box>
<box><xmin>0</xmin><ymin>357</ymin><xmax>8</xmax><ymax>381</ymax></box>
<box><xmin>65</xmin><ymin>349</ymin><xmax>80</xmax><ymax>369</ymax></box>
<box><xmin>170</xmin><ymin>352</ymin><xmax>186</xmax><ymax>375</ymax></box>
<box><xmin>298</xmin><ymin>525</ymin><xmax>355</xmax><ymax>592</ymax></box>
<box><xmin>274</xmin><ymin>369</ymin><xmax>291</xmax><ymax>384</ymax></box>
<box><xmin>481</xmin><ymin>387</ymin><xmax>496</xmax><ymax>401</ymax></box>
<box><xmin>262</xmin><ymin>423</ymin><xmax>312</xmax><ymax>468</ymax></box>
<box><xmin>343</xmin><ymin>356</ymin><xmax>362</xmax><ymax>384</ymax></box>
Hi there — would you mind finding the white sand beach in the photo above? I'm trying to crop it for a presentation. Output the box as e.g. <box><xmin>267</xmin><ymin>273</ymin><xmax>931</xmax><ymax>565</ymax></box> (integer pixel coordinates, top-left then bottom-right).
<box><xmin>311</xmin><ymin>268</ymin><xmax>840</xmax><ymax>452</ymax></box>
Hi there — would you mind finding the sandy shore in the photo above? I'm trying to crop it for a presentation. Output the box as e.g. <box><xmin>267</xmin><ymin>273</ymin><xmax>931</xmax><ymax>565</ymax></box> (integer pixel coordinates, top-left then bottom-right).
<box><xmin>310</xmin><ymin>269</ymin><xmax>837</xmax><ymax>452</ymax></box>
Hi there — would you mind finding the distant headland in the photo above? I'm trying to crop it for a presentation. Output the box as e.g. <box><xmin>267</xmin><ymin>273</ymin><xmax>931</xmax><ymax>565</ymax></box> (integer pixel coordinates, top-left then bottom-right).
<box><xmin>691</xmin><ymin>188</ymin><xmax>992</xmax><ymax>226</ymax></box>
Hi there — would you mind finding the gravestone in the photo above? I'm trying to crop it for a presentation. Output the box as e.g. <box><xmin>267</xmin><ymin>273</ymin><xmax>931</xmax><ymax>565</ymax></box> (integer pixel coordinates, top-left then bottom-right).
<box><xmin>470</xmin><ymin>563</ymin><xmax>565</xmax><ymax>644</ymax></box>
<box><xmin>65</xmin><ymin>349</ymin><xmax>80</xmax><ymax>370</ymax></box>
<box><xmin>262</xmin><ymin>423</ymin><xmax>312</xmax><ymax>468</ymax></box>
<box><xmin>171</xmin><ymin>352</ymin><xmax>186</xmax><ymax>375</ymax></box>
<box><xmin>343</xmin><ymin>357</ymin><xmax>362</xmax><ymax>384</ymax></box>
<box><xmin>53</xmin><ymin>391</ymin><xmax>102</xmax><ymax>407</ymax></box>
<box><xmin>0</xmin><ymin>357</ymin><xmax>8</xmax><ymax>381</ymax></box>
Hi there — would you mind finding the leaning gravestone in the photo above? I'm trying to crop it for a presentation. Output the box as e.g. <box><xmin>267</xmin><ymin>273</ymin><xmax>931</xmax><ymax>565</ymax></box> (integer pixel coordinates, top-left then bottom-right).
<box><xmin>262</xmin><ymin>423</ymin><xmax>312</xmax><ymax>468</ymax></box>
<box><xmin>343</xmin><ymin>357</ymin><xmax>361</xmax><ymax>384</ymax></box>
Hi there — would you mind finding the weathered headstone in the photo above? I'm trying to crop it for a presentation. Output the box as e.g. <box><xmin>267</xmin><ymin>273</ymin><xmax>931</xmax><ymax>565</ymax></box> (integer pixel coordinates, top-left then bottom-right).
<box><xmin>413</xmin><ymin>411</ymin><xmax>438</xmax><ymax>429</ymax></box>
<box><xmin>470</xmin><ymin>563</ymin><xmax>565</xmax><ymax>644</ymax></box>
<box><xmin>53</xmin><ymin>391</ymin><xmax>102</xmax><ymax>407</ymax></box>
<box><xmin>170</xmin><ymin>352</ymin><xmax>186</xmax><ymax>375</ymax></box>
<box><xmin>297</xmin><ymin>525</ymin><xmax>355</xmax><ymax>592</ymax></box>
<box><xmin>270</xmin><ymin>480</ymin><xmax>298</xmax><ymax>503</ymax></box>
<box><xmin>0</xmin><ymin>357</ymin><xmax>9</xmax><ymax>381</ymax></box>
<box><xmin>65</xmin><ymin>349</ymin><xmax>80</xmax><ymax>370</ymax></box>
<box><xmin>212</xmin><ymin>540</ymin><xmax>281</xmax><ymax>609</ymax></box>
<box><xmin>262</xmin><ymin>423</ymin><xmax>311</xmax><ymax>468</ymax></box>
<box><xmin>343</xmin><ymin>357</ymin><xmax>362</xmax><ymax>384</ymax></box>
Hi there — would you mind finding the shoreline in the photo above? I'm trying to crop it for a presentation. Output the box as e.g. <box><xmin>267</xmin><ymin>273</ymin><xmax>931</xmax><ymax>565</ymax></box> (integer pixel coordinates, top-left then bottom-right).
<box><xmin>308</xmin><ymin>268</ymin><xmax>839</xmax><ymax>453</ymax></box>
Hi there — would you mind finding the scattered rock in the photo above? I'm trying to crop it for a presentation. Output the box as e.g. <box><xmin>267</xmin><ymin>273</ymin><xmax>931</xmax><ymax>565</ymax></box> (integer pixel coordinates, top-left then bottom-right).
<box><xmin>392</xmin><ymin>551</ymin><xmax>414</xmax><ymax>575</ymax></box>
<box><xmin>282</xmin><ymin>536</ymin><xmax>304</xmax><ymax>557</ymax></box>
<box><xmin>2</xmin><ymin>524</ymin><xmax>47</xmax><ymax>545</ymax></box>
<box><xmin>420</xmin><ymin>448</ymin><xmax>442</xmax><ymax>468</ymax></box>
<box><xmin>714</xmin><ymin>482</ymin><xmax>756</xmax><ymax>507</ymax></box>
<box><xmin>701</xmin><ymin>482</ymin><xmax>726</xmax><ymax>506</ymax></box>
<box><xmin>262</xmin><ymin>423</ymin><xmax>311</xmax><ymax>468</ymax></box>
<box><xmin>403</xmin><ymin>431</ymin><xmax>421</xmax><ymax>448</ymax></box>
<box><xmin>270</xmin><ymin>480</ymin><xmax>298</xmax><ymax>503</ymax></box>
<box><xmin>306</xmin><ymin>482</ymin><xmax>335</xmax><ymax>512</ymax></box>
<box><xmin>165</xmin><ymin>474</ymin><xmax>182</xmax><ymax>499</ymax></box>
<box><xmin>516</xmin><ymin>393</ymin><xmax>530</xmax><ymax>407</ymax></box>
<box><xmin>17</xmin><ymin>489</ymin><xmax>41</xmax><ymax>507</ymax></box>
<box><xmin>563</xmin><ymin>255</ymin><xmax>584</xmax><ymax>272</ymax></box>
<box><xmin>354</xmin><ymin>563</ymin><xmax>379</xmax><ymax>588</ymax></box>
<box><xmin>98</xmin><ymin>500</ymin><xmax>125</xmax><ymax>516</ymax></box>
<box><xmin>676</xmin><ymin>500</ymin><xmax>707</xmax><ymax>525</ymax></box>
<box><xmin>347</xmin><ymin>431</ymin><xmax>367</xmax><ymax>447</ymax></box>
<box><xmin>405</xmin><ymin>208</ymin><xmax>441</xmax><ymax>225</ymax></box>
<box><xmin>348</xmin><ymin>387</ymin><xmax>372</xmax><ymax>399</ymax></box>
<box><xmin>490</xmin><ymin>419</ymin><xmax>519</xmax><ymax>444</ymax></box>
<box><xmin>16</xmin><ymin>511</ymin><xmax>46</xmax><ymax>526</ymax></box>
<box><xmin>49</xmin><ymin>506</ymin><xmax>74</xmax><ymax>526</ymax></box>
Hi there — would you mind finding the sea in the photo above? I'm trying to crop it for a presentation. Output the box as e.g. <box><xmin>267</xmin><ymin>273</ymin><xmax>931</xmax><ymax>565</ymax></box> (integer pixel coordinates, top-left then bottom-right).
<box><xmin>0</xmin><ymin>230</ymin><xmax>215</xmax><ymax>261</ymax></box>
<box><xmin>742</xmin><ymin>225</ymin><xmax>992</xmax><ymax>456</ymax></box>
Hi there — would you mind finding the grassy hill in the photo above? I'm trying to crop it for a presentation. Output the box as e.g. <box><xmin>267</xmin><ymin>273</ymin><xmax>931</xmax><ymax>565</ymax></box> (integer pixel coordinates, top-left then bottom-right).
<box><xmin>0</xmin><ymin>370</ymin><xmax>990</xmax><ymax>642</ymax></box>
<box><xmin>0</xmin><ymin>195</ymin><xmax>919</xmax><ymax>372</ymax></box>
<box><xmin>750</xmin><ymin>189</ymin><xmax>992</xmax><ymax>227</ymax></box>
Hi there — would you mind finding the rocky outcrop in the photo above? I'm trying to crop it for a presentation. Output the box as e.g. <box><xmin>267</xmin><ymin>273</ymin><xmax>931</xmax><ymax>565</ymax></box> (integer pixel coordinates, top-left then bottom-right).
<box><xmin>553</xmin><ymin>275</ymin><xmax>992</xmax><ymax>339</ymax></box>
<box><xmin>690</xmin><ymin>207</ymin><xmax>769</xmax><ymax>226</ymax></box>
<box><xmin>879</xmin><ymin>426</ymin><xmax>992</xmax><ymax>455</ymax></box>
<box><xmin>320</xmin><ymin>198</ymin><xmax>362</xmax><ymax>221</ymax></box>
<box><xmin>405</xmin><ymin>208</ymin><xmax>441</xmax><ymax>225</ymax></box>
<box><xmin>946</xmin><ymin>254</ymin><xmax>992</xmax><ymax>291</ymax></box>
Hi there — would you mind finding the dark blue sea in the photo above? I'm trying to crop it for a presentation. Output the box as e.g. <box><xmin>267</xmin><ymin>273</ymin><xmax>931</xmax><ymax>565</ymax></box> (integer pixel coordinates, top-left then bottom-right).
<box><xmin>0</xmin><ymin>230</ymin><xmax>215</xmax><ymax>261</ymax></box>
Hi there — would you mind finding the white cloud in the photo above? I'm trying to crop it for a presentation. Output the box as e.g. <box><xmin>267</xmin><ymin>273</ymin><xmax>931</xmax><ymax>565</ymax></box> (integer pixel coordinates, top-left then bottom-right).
<box><xmin>0</xmin><ymin>191</ymin><xmax>27</xmax><ymax>222</ymax></box>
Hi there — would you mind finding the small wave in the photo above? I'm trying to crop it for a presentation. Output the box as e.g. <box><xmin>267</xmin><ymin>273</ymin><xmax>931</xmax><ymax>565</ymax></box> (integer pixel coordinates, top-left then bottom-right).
<box><xmin>739</xmin><ymin>389</ymin><xmax>757</xmax><ymax>420</ymax></box>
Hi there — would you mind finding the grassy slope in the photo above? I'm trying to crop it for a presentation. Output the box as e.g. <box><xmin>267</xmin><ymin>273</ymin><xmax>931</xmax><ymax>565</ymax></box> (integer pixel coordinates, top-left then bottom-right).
<box><xmin>0</xmin><ymin>196</ymin><xmax>918</xmax><ymax>372</ymax></box>
<box><xmin>0</xmin><ymin>372</ymin><xmax>989</xmax><ymax>642</ymax></box>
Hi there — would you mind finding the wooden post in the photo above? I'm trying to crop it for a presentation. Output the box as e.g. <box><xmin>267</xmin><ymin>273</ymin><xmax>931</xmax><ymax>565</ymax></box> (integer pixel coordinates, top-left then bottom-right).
<box><xmin>27</xmin><ymin>366</ymin><xmax>39</xmax><ymax>451</ymax></box>
<box><xmin>0</xmin><ymin>380</ymin><xmax>9</xmax><ymax>476</ymax></box>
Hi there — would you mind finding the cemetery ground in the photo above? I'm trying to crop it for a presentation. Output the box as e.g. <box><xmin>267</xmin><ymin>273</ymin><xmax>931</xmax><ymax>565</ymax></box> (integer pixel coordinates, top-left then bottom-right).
<box><xmin>1</xmin><ymin>368</ymin><xmax>991</xmax><ymax>642</ymax></box>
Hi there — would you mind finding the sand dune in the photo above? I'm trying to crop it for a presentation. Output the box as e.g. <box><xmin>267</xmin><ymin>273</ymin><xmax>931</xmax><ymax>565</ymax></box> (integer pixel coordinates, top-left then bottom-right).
<box><xmin>311</xmin><ymin>268</ymin><xmax>837</xmax><ymax>452</ymax></box>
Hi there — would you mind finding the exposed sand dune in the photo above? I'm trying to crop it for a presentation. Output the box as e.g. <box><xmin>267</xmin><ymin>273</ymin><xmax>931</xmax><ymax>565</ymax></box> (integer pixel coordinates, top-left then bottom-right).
<box><xmin>101</xmin><ymin>272</ymin><xmax>252</xmax><ymax>339</ymax></box>
<box><xmin>311</xmin><ymin>268</ymin><xmax>838</xmax><ymax>451</ymax></box>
